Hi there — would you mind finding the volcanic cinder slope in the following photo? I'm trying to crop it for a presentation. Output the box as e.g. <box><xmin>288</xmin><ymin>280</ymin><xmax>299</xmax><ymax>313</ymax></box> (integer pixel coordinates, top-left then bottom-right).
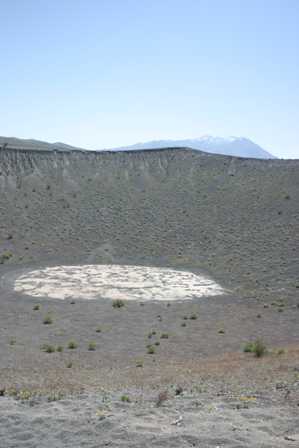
<box><xmin>0</xmin><ymin>146</ymin><xmax>299</xmax><ymax>447</ymax></box>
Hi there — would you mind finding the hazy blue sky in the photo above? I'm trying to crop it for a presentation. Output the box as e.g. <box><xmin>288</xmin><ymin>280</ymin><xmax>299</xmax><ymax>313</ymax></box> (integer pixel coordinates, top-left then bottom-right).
<box><xmin>1</xmin><ymin>0</ymin><xmax>298</xmax><ymax>158</ymax></box>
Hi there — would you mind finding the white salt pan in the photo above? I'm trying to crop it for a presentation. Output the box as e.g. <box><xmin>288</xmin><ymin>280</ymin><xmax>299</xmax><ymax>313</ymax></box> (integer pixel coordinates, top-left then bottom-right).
<box><xmin>14</xmin><ymin>264</ymin><xmax>226</xmax><ymax>301</ymax></box>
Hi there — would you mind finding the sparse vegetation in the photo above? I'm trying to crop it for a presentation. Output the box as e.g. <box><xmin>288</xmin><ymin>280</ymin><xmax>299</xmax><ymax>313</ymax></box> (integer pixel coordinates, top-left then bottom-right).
<box><xmin>243</xmin><ymin>339</ymin><xmax>267</xmax><ymax>357</ymax></box>
<box><xmin>112</xmin><ymin>299</ymin><xmax>125</xmax><ymax>308</ymax></box>
<box><xmin>68</xmin><ymin>340</ymin><xmax>78</xmax><ymax>349</ymax></box>
<box><xmin>56</xmin><ymin>345</ymin><xmax>64</xmax><ymax>352</ymax></box>
<box><xmin>0</xmin><ymin>250</ymin><xmax>13</xmax><ymax>264</ymax></box>
<box><xmin>121</xmin><ymin>394</ymin><xmax>131</xmax><ymax>403</ymax></box>
<box><xmin>88</xmin><ymin>341</ymin><xmax>96</xmax><ymax>351</ymax></box>
<box><xmin>148</xmin><ymin>330</ymin><xmax>156</xmax><ymax>338</ymax></box>
<box><xmin>9</xmin><ymin>337</ymin><xmax>16</xmax><ymax>346</ymax></box>
<box><xmin>156</xmin><ymin>390</ymin><xmax>168</xmax><ymax>407</ymax></box>
<box><xmin>33</xmin><ymin>304</ymin><xmax>40</xmax><ymax>311</ymax></box>
<box><xmin>18</xmin><ymin>390</ymin><xmax>33</xmax><ymax>400</ymax></box>
<box><xmin>147</xmin><ymin>345</ymin><xmax>155</xmax><ymax>354</ymax></box>
<box><xmin>95</xmin><ymin>327</ymin><xmax>102</xmax><ymax>333</ymax></box>
<box><xmin>160</xmin><ymin>333</ymin><xmax>169</xmax><ymax>339</ymax></box>
<box><xmin>175</xmin><ymin>385</ymin><xmax>183</xmax><ymax>395</ymax></box>
<box><xmin>47</xmin><ymin>391</ymin><xmax>64</xmax><ymax>402</ymax></box>
<box><xmin>276</xmin><ymin>348</ymin><xmax>285</xmax><ymax>355</ymax></box>
<box><xmin>41</xmin><ymin>344</ymin><xmax>56</xmax><ymax>353</ymax></box>
<box><xmin>43</xmin><ymin>314</ymin><xmax>53</xmax><ymax>325</ymax></box>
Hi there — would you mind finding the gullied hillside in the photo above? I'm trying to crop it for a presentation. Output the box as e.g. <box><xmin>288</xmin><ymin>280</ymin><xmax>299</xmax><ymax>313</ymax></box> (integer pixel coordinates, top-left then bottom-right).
<box><xmin>0</xmin><ymin>147</ymin><xmax>298</xmax><ymax>295</ymax></box>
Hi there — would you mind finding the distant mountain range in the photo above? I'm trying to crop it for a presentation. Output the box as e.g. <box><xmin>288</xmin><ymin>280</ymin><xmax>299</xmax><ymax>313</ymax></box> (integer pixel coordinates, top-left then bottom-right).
<box><xmin>110</xmin><ymin>136</ymin><xmax>276</xmax><ymax>159</ymax></box>
<box><xmin>0</xmin><ymin>135</ymin><xmax>276</xmax><ymax>159</ymax></box>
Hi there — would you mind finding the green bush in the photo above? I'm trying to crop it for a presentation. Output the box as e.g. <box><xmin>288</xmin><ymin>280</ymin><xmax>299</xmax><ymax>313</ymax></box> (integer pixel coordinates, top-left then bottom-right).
<box><xmin>244</xmin><ymin>339</ymin><xmax>267</xmax><ymax>357</ymax></box>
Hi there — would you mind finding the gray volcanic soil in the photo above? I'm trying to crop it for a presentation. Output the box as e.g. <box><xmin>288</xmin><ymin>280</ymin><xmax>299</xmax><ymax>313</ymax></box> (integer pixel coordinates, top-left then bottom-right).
<box><xmin>0</xmin><ymin>147</ymin><xmax>299</xmax><ymax>447</ymax></box>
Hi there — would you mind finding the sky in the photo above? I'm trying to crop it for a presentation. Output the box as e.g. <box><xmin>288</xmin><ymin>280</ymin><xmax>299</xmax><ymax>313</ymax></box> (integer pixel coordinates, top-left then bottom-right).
<box><xmin>0</xmin><ymin>0</ymin><xmax>298</xmax><ymax>158</ymax></box>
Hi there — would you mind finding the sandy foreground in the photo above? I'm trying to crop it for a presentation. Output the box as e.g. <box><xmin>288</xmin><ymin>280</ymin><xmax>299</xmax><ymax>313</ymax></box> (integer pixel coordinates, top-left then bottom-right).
<box><xmin>1</xmin><ymin>263</ymin><xmax>299</xmax><ymax>447</ymax></box>
<box><xmin>1</xmin><ymin>390</ymin><xmax>299</xmax><ymax>448</ymax></box>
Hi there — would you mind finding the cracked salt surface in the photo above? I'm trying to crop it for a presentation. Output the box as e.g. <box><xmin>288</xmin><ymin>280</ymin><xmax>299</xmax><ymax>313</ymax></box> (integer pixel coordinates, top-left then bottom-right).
<box><xmin>14</xmin><ymin>264</ymin><xmax>226</xmax><ymax>301</ymax></box>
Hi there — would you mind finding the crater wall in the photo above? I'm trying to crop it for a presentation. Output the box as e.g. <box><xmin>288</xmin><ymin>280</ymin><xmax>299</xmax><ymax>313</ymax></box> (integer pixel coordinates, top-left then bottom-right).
<box><xmin>0</xmin><ymin>147</ymin><xmax>298</xmax><ymax>293</ymax></box>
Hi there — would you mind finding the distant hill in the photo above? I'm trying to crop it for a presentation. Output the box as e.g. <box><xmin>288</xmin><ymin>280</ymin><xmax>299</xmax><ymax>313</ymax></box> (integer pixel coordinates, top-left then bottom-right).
<box><xmin>110</xmin><ymin>136</ymin><xmax>276</xmax><ymax>159</ymax></box>
<box><xmin>0</xmin><ymin>136</ymin><xmax>84</xmax><ymax>152</ymax></box>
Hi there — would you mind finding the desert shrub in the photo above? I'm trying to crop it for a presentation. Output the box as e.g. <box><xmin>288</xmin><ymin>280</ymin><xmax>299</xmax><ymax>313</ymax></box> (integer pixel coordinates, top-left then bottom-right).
<box><xmin>9</xmin><ymin>337</ymin><xmax>16</xmax><ymax>346</ymax></box>
<box><xmin>254</xmin><ymin>339</ymin><xmax>267</xmax><ymax>357</ymax></box>
<box><xmin>189</xmin><ymin>313</ymin><xmax>198</xmax><ymax>320</ymax></box>
<box><xmin>218</xmin><ymin>328</ymin><xmax>225</xmax><ymax>334</ymax></box>
<box><xmin>276</xmin><ymin>348</ymin><xmax>285</xmax><ymax>355</ymax></box>
<box><xmin>18</xmin><ymin>390</ymin><xmax>33</xmax><ymax>400</ymax></box>
<box><xmin>68</xmin><ymin>340</ymin><xmax>78</xmax><ymax>349</ymax></box>
<box><xmin>121</xmin><ymin>395</ymin><xmax>131</xmax><ymax>403</ymax></box>
<box><xmin>33</xmin><ymin>304</ymin><xmax>40</xmax><ymax>311</ymax></box>
<box><xmin>47</xmin><ymin>391</ymin><xmax>64</xmax><ymax>402</ymax></box>
<box><xmin>181</xmin><ymin>322</ymin><xmax>187</xmax><ymax>327</ymax></box>
<box><xmin>160</xmin><ymin>333</ymin><xmax>169</xmax><ymax>339</ymax></box>
<box><xmin>136</xmin><ymin>360</ymin><xmax>143</xmax><ymax>368</ymax></box>
<box><xmin>156</xmin><ymin>390</ymin><xmax>168</xmax><ymax>407</ymax></box>
<box><xmin>56</xmin><ymin>345</ymin><xmax>64</xmax><ymax>352</ymax></box>
<box><xmin>95</xmin><ymin>327</ymin><xmax>102</xmax><ymax>333</ymax></box>
<box><xmin>43</xmin><ymin>314</ymin><xmax>53</xmax><ymax>325</ymax></box>
<box><xmin>112</xmin><ymin>299</ymin><xmax>125</xmax><ymax>308</ymax></box>
<box><xmin>147</xmin><ymin>345</ymin><xmax>155</xmax><ymax>354</ymax></box>
<box><xmin>0</xmin><ymin>250</ymin><xmax>13</xmax><ymax>264</ymax></box>
<box><xmin>243</xmin><ymin>342</ymin><xmax>255</xmax><ymax>353</ymax></box>
<box><xmin>88</xmin><ymin>341</ymin><xmax>96</xmax><ymax>351</ymax></box>
<box><xmin>41</xmin><ymin>344</ymin><xmax>55</xmax><ymax>353</ymax></box>
<box><xmin>175</xmin><ymin>385</ymin><xmax>183</xmax><ymax>395</ymax></box>
<box><xmin>244</xmin><ymin>339</ymin><xmax>267</xmax><ymax>357</ymax></box>
<box><xmin>66</xmin><ymin>361</ymin><xmax>73</xmax><ymax>368</ymax></box>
